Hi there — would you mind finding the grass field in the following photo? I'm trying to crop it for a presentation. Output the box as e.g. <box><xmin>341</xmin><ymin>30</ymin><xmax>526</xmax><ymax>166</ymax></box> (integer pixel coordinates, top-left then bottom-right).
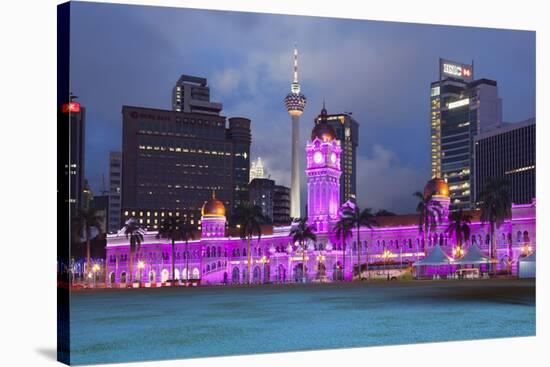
<box><xmin>70</xmin><ymin>279</ymin><xmax>535</xmax><ymax>365</ymax></box>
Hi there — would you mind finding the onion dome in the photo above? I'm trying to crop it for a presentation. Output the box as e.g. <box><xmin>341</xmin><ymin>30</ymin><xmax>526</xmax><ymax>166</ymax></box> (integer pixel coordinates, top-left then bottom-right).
<box><xmin>201</xmin><ymin>191</ymin><xmax>226</xmax><ymax>217</ymax></box>
<box><xmin>424</xmin><ymin>177</ymin><xmax>450</xmax><ymax>199</ymax></box>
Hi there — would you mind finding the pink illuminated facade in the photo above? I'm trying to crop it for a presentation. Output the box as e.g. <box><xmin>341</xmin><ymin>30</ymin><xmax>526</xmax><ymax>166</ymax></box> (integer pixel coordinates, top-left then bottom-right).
<box><xmin>105</xmin><ymin>112</ymin><xmax>536</xmax><ymax>286</ymax></box>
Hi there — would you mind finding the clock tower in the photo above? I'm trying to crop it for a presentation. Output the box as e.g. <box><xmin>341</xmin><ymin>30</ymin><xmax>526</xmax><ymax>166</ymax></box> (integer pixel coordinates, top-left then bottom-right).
<box><xmin>306</xmin><ymin>105</ymin><xmax>342</xmax><ymax>232</ymax></box>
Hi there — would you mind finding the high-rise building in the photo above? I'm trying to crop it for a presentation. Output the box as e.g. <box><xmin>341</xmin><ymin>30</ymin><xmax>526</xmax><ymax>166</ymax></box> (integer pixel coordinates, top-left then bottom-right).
<box><xmin>314</xmin><ymin>103</ymin><xmax>358</xmax><ymax>204</ymax></box>
<box><xmin>430</xmin><ymin>59</ymin><xmax>502</xmax><ymax>210</ymax></box>
<box><xmin>249</xmin><ymin>178</ymin><xmax>275</xmax><ymax>222</ymax></box>
<box><xmin>121</xmin><ymin>101</ymin><xmax>251</xmax><ymax>230</ymax></box>
<box><xmin>474</xmin><ymin>118</ymin><xmax>535</xmax><ymax>205</ymax></box>
<box><xmin>108</xmin><ymin>151</ymin><xmax>122</xmax><ymax>233</ymax></box>
<box><xmin>63</xmin><ymin>99</ymin><xmax>86</xmax><ymax>215</ymax></box>
<box><xmin>284</xmin><ymin>46</ymin><xmax>306</xmax><ymax>219</ymax></box>
<box><xmin>272</xmin><ymin>185</ymin><xmax>291</xmax><ymax>225</ymax></box>
<box><xmin>249</xmin><ymin>157</ymin><xmax>265</xmax><ymax>182</ymax></box>
<box><xmin>172</xmin><ymin>74</ymin><xmax>222</xmax><ymax>114</ymax></box>
<box><xmin>90</xmin><ymin>194</ymin><xmax>109</xmax><ymax>233</ymax></box>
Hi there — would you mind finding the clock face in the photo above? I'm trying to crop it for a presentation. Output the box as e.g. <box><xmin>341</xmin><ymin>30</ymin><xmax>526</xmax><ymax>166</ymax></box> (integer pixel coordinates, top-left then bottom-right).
<box><xmin>330</xmin><ymin>152</ymin><xmax>337</xmax><ymax>164</ymax></box>
<box><xmin>313</xmin><ymin>151</ymin><xmax>324</xmax><ymax>164</ymax></box>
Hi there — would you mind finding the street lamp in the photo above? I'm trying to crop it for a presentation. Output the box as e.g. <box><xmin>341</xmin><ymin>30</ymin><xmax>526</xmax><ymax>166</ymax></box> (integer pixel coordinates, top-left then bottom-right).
<box><xmin>316</xmin><ymin>254</ymin><xmax>325</xmax><ymax>280</ymax></box>
<box><xmin>382</xmin><ymin>249</ymin><xmax>392</xmax><ymax>281</ymax></box>
<box><xmin>92</xmin><ymin>263</ymin><xmax>100</xmax><ymax>288</ymax></box>
<box><xmin>259</xmin><ymin>255</ymin><xmax>269</xmax><ymax>284</ymax></box>
<box><xmin>452</xmin><ymin>247</ymin><xmax>464</xmax><ymax>259</ymax></box>
<box><xmin>269</xmin><ymin>245</ymin><xmax>276</xmax><ymax>283</ymax></box>
<box><xmin>521</xmin><ymin>244</ymin><xmax>532</xmax><ymax>257</ymax></box>
<box><xmin>137</xmin><ymin>260</ymin><xmax>145</xmax><ymax>287</ymax></box>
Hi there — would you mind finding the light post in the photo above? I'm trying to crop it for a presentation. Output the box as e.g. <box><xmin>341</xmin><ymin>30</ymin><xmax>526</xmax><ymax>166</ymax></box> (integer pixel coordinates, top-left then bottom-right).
<box><xmin>521</xmin><ymin>244</ymin><xmax>532</xmax><ymax>257</ymax></box>
<box><xmin>92</xmin><ymin>263</ymin><xmax>100</xmax><ymax>288</ymax></box>
<box><xmin>137</xmin><ymin>260</ymin><xmax>145</xmax><ymax>287</ymax></box>
<box><xmin>382</xmin><ymin>249</ymin><xmax>392</xmax><ymax>281</ymax></box>
<box><xmin>269</xmin><ymin>245</ymin><xmax>276</xmax><ymax>283</ymax></box>
<box><xmin>316</xmin><ymin>253</ymin><xmax>325</xmax><ymax>280</ymax></box>
<box><xmin>260</xmin><ymin>255</ymin><xmax>269</xmax><ymax>284</ymax></box>
<box><xmin>286</xmin><ymin>243</ymin><xmax>293</xmax><ymax>283</ymax></box>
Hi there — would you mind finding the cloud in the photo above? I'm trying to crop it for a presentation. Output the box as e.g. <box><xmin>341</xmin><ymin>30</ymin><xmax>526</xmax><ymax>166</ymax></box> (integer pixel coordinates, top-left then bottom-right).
<box><xmin>211</xmin><ymin>68</ymin><xmax>241</xmax><ymax>96</ymax></box>
<box><xmin>356</xmin><ymin>145</ymin><xmax>427</xmax><ymax>214</ymax></box>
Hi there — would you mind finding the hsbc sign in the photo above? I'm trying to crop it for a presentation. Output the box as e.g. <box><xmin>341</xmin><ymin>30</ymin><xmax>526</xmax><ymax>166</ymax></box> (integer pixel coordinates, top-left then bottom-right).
<box><xmin>440</xmin><ymin>59</ymin><xmax>473</xmax><ymax>81</ymax></box>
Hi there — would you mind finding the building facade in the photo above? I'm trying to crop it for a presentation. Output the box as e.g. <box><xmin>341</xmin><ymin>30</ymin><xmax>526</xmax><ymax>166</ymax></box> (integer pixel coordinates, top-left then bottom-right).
<box><xmin>64</xmin><ymin>101</ymin><xmax>86</xmax><ymax>215</ymax></box>
<box><xmin>249</xmin><ymin>157</ymin><xmax>265</xmax><ymax>182</ymax></box>
<box><xmin>314</xmin><ymin>104</ymin><xmax>358</xmax><ymax>204</ymax></box>
<box><xmin>121</xmin><ymin>103</ymin><xmax>251</xmax><ymax>230</ymax></box>
<box><xmin>172</xmin><ymin>74</ymin><xmax>222</xmax><ymax>114</ymax></box>
<box><xmin>108</xmin><ymin>151</ymin><xmax>122</xmax><ymax>233</ymax></box>
<box><xmin>107</xmin><ymin>121</ymin><xmax>536</xmax><ymax>286</ymax></box>
<box><xmin>249</xmin><ymin>178</ymin><xmax>275</xmax><ymax>222</ymax></box>
<box><xmin>272</xmin><ymin>185</ymin><xmax>291</xmax><ymax>225</ymax></box>
<box><xmin>431</xmin><ymin>59</ymin><xmax>502</xmax><ymax>210</ymax></box>
<box><xmin>474</xmin><ymin>118</ymin><xmax>536</xmax><ymax>205</ymax></box>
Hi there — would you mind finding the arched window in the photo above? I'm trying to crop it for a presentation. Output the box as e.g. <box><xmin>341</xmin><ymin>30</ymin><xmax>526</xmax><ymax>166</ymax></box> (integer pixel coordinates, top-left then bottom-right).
<box><xmin>206</xmin><ymin>264</ymin><xmax>211</xmax><ymax>272</ymax></box>
<box><xmin>508</xmin><ymin>233</ymin><xmax>512</xmax><ymax>244</ymax></box>
<box><xmin>485</xmin><ymin>234</ymin><xmax>490</xmax><ymax>245</ymax></box>
<box><xmin>523</xmin><ymin>231</ymin><xmax>530</xmax><ymax>243</ymax></box>
<box><xmin>242</xmin><ymin>248</ymin><xmax>247</xmax><ymax>257</ymax></box>
<box><xmin>206</xmin><ymin>247</ymin><xmax>210</xmax><ymax>257</ymax></box>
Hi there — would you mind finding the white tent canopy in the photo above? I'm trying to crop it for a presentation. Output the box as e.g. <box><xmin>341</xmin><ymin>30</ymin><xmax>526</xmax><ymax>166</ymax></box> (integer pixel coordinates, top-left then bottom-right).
<box><xmin>413</xmin><ymin>244</ymin><xmax>453</xmax><ymax>266</ymax></box>
<box><xmin>453</xmin><ymin>243</ymin><xmax>491</xmax><ymax>265</ymax></box>
<box><xmin>519</xmin><ymin>252</ymin><xmax>536</xmax><ymax>263</ymax></box>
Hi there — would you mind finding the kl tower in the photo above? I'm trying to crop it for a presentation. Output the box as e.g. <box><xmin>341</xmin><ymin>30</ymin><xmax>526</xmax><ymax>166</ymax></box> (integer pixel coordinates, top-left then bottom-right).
<box><xmin>284</xmin><ymin>45</ymin><xmax>307</xmax><ymax>219</ymax></box>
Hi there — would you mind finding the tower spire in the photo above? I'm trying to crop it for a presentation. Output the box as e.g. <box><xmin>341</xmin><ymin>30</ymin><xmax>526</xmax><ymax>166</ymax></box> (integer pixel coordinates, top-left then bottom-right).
<box><xmin>291</xmin><ymin>44</ymin><xmax>301</xmax><ymax>94</ymax></box>
<box><xmin>293</xmin><ymin>43</ymin><xmax>299</xmax><ymax>83</ymax></box>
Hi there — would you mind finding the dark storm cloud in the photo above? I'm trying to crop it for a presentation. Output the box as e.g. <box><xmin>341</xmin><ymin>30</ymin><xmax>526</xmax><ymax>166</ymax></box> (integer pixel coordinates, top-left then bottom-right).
<box><xmin>70</xmin><ymin>2</ymin><xmax>535</xmax><ymax>213</ymax></box>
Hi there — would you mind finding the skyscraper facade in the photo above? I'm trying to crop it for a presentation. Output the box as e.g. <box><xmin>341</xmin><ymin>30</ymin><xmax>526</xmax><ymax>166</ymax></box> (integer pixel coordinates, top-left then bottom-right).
<box><xmin>284</xmin><ymin>46</ymin><xmax>306</xmax><ymax>219</ymax></box>
<box><xmin>314</xmin><ymin>104</ymin><xmax>358</xmax><ymax>204</ymax></box>
<box><xmin>474</xmin><ymin>118</ymin><xmax>535</xmax><ymax>205</ymax></box>
<box><xmin>121</xmin><ymin>88</ymin><xmax>251</xmax><ymax>230</ymax></box>
<box><xmin>249</xmin><ymin>178</ymin><xmax>275</xmax><ymax>222</ymax></box>
<box><xmin>272</xmin><ymin>185</ymin><xmax>291</xmax><ymax>225</ymax></box>
<box><xmin>171</xmin><ymin>74</ymin><xmax>223</xmax><ymax>114</ymax></box>
<box><xmin>249</xmin><ymin>157</ymin><xmax>265</xmax><ymax>182</ymax></box>
<box><xmin>430</xmin><ymin>59</ymin><xmax>502</xmax><ymax>210</ymax></box>
<box><xmin>64</xmin><ymin>100</ymin><xmax>86</xmax><ymax>215</ymax></box>
<box><xmin>108</xmin><ymin>151</ymin><xmax>122</xmax><ymax>233</ymax></box>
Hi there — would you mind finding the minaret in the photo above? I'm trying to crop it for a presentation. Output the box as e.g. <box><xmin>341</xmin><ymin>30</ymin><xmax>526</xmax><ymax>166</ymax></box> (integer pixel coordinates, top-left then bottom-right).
<box><xmin>284</xmin><ymin>45</ymin><xmax>307</xmax><ymax>219</ymax></box>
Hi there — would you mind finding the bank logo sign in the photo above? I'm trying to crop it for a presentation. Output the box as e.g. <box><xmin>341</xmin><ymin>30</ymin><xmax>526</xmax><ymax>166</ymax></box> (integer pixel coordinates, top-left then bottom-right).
<box><xmin>440</xmin><ymin>59</ymin><xmax>473</xmax><ymax>81</ymax></box>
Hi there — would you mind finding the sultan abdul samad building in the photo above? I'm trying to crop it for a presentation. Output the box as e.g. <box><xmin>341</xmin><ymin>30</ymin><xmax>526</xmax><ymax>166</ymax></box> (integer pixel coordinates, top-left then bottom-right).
<box><xmin>105</xmin><ymin>105</ymin><xmax>536</xmax><ymax>285</ymax></box>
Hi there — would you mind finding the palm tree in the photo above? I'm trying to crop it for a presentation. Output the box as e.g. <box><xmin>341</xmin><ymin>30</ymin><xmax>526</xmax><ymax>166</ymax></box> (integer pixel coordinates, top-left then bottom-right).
<box><xmin>446</xmin><ymin>209</ymin><xmax>472</xmax><ymax>255</ymax></box>
<box><xmin>180</xmin><ymin>223</ymin><xmax>195</xmax><ymax>283</ymax></box>
<box><xmin>74</xmin><ymin>208</ymin><xmax>103</xmax><ymax>282</ymax></box>
<box><xmin>333</xmin><ymin>217</ymin><xmax>353</xmax><ymax>281</ymax></box>
<box><xmin>413</xmin><ymin>191</ymin><xmax>443</xmax><ymax>258</ymax></box>
<box><xmin>233</xmin><ymin>202</ymin><xmax>267</xmax><ymax>284</ymax></box>
<box><xmin>479</xmin><ymin>178</ymin><xmax>511</xmax><ymax>274</ymax></box>
<box><xmin>339</xmin><ymin>205</ymin><xmax>378</xmax><ymax>279</ymax></box>
<box><xmin>157</xmin><ymin>217</ymin><xmax>194</xmax><ymax>283</ymax></box>
<box><xmin>123</xmin><ymin>218</ymin><xmax>144</xmax><ymax>284</ymax></box>
<box><xmin>289</xmin><ymin>218</ymin><xmax>317</xmax><ymax>283</ymax></box>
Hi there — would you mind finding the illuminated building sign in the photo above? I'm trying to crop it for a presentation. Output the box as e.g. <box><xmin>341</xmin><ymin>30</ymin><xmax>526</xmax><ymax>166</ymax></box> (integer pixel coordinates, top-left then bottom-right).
<box><xmin>439</xmin><ymin>59</ymin><xmax>473</xmax><ymax>81</ymax></box>
<box><xmin>447</xmin><ymin>98</ymin><xmax>469</xmax><ymax>109</ymax></box>
<box><xmin>61</xmin><ymin>102</ymin><xmax>81</xmax><ymax>113</ymax></box>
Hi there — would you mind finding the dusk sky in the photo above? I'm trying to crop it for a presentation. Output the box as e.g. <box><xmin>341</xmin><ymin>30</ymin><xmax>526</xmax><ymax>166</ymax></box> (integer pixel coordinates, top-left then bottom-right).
<box><xmin>70</xmin><ymin>1</ymin><xmax>535</xmax><ymax>214</ymax></box>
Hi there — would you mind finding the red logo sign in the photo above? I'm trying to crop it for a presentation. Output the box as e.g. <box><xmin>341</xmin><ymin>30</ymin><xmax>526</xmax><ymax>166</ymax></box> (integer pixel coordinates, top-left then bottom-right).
<box><xmin>61</xmin><ymin>102</ymin><xmax>81</xmax><ymax>113</ymax></box>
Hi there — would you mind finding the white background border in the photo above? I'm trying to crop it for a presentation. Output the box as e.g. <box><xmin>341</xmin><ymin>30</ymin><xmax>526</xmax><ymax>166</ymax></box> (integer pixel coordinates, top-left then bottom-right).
<box><xmin>0</xmin><ymin>0</ymin><xmax>546</xmax><ymax>366</ymax></box>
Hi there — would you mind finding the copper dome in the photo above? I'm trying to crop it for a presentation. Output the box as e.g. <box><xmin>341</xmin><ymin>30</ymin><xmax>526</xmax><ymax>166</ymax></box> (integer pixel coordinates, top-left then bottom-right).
<box><xmin>424</xmin><ymin>177</ymin><xmax>450</xmax><ymax>198</ymax></box>
<box><xmin>311</xmin><ymin>122</ymin><xmax>336</xmax><ymax>142</ymax></box>
<box><xmin>201</xmin><ymin>192</ymin><xmax>226</xmax><ymax>217</ymax></box>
